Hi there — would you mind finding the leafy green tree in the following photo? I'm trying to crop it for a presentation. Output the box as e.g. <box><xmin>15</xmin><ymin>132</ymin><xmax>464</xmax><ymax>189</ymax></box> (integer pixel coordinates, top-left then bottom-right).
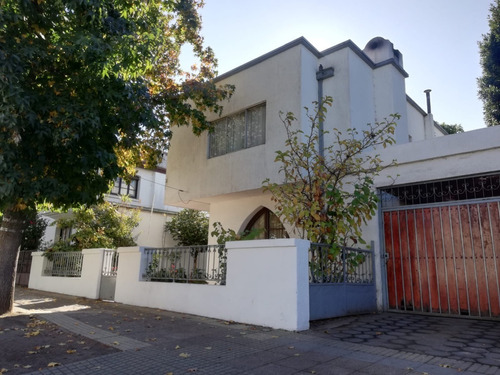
<box><xmin>164</xmin><ymin>209</ymin><xmax>209</xmax><ymax>246</ymax></box>
<box><xmin>478</xmin><ymin>0</ymin><xmax>500</xmax><ymax>126</ymax></box>
<box><xmin>439</xmin><ymin>123</ymin><xmax>464</xmax><ymax>134</ymax></box>
<box><xmin>0</xmin><ymin>1</ymin><xmax>232</xmax><ymax>313</ymax></box>
<box><xmin>20</xmin><ymin>212</ymin><xmax>48</xmax><ymax>251</ymax></box>
<box><xmin>48</xmin><ymin>201</ymin><xmax>139</xmax><ymax>253</ymax></box>
<box><xmin>0</xmin><ymin>209</ymin><xmax>48</xmax><ymax>250</ymax></box>
<box><xmin>263</xmin><ymin>97</ymin><xmax>398</xmax><ymax>249</ymax></box>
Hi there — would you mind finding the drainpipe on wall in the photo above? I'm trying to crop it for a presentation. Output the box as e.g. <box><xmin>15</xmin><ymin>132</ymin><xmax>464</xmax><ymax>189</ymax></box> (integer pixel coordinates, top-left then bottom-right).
<box><xmin>316</xmin><ymin>65</ymin><xmax>334</xmax><ymax>158</ymax></box>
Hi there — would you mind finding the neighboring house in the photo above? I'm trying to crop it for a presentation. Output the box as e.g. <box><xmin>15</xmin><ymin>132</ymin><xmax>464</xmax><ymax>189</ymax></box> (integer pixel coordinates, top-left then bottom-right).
<box><xmin>165</xmin><ymin>36</ymin><xmax>500</xmax><ymax>319</ymax></box>
<box><xmin>42</xmin><ymin>162</ymin><xmax>181</xmax><ymax>248</ymax></box>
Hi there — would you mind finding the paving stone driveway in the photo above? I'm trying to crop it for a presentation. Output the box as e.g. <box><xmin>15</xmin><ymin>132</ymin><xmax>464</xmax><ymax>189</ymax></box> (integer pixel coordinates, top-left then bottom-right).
<box><xmin>309</xmin><ymin>313</ymin><xmax>500</xmax><ymax>368</ymax></box>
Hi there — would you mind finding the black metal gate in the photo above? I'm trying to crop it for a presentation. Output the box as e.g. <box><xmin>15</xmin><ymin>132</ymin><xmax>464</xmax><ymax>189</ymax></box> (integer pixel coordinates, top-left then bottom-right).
<box><xmin>16</xmin><ymin>250</ymin><xmax>35</xmax><ymax>286</ymax></box>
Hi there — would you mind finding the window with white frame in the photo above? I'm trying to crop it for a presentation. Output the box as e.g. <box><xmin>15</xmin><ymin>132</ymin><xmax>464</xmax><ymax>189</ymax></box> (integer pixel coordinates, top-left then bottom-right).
<box><xmin>209</xmin><ymin>103</ymin><xmax>266</xmax><ymax>158</ymax></box>
<box><xmin>110</xmin><ymin>177</ymin><xmax>139</xmax><ymax>198</ymax></box>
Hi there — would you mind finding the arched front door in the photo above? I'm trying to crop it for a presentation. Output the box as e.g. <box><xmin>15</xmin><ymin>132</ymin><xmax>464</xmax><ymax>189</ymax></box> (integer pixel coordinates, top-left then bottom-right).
<box><xmin>245</xmin><ymin>208</ymin><xmax>289</xmax><ymax>239</ymax></box>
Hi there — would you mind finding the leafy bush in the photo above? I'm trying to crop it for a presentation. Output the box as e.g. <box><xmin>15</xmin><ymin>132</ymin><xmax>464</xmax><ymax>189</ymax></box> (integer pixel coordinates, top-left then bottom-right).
<box><xmin>210</xmin><ymin>222</ymin><xmax>262</xmax><ymax>245</ymax></box>
<box><xmin>164</xmin><ymin>209</ymin><xmax>209</xmax><ymax>246</ymax></box>
<box><xmin>47</xmin><ymin>201</ymin><xmax>139</xmax><ymax>254</ymax></box>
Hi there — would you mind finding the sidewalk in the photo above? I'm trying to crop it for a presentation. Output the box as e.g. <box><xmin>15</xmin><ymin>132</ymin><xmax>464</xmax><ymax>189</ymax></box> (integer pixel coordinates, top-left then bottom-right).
<box><xmin>2</xmin><ymin>288</ymin><xmax>499</xmax><ymax>375</ymax></box>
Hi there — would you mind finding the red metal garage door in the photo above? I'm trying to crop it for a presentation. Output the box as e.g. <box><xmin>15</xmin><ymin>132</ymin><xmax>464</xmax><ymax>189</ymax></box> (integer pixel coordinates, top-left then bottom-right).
<box><xmin>380</xmin><ymin>175</ymin><xmax>500</xmax><ymax>318</ymax></box>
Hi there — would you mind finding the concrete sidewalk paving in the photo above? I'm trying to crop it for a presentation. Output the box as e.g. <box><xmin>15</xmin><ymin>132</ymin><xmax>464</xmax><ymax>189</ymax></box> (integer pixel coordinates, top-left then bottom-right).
<box><xmin>6</xmin><ymin>288</ymin><xmax>500</xmax><ymax>375</ymax></box>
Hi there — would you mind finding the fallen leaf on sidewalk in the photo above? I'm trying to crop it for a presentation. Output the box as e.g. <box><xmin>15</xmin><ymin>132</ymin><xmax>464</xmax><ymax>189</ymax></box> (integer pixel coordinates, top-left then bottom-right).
<box><xmin>113</xmin><ymin>341</ymin><xmax>120</xmax><ymax>346</ymax></box>
<box><xmin>24</xmin><ymin>330</ymin><xmax>40</xmax><ymax>337</ymax></box>
<box><xmin>155</xmin><ymin>316</ymin><xmax>162</xmax><ymax>320</ymax></box>
<box><xmin>179</xmin><ymin>353</ymin><xmax>191</xmax><ymax>358</ymax></box>
<box><xmin>175</xmin><ymin>345</ymin><xmax>181</xmax><ymax>349</ymax></box>
<box><xmin>0</xmin><ymin>368</ymin><xmax>8</xmax><ymax>373</ymax></box>
<box><xmin>66</xmin><ymin>350</ymin><xmax>76</xmax><ymax>354</ymax></box>
<box><xmin>47</xmin><ymin>362</ymin><xmax>61</xmax><ymax>367</ymax></box>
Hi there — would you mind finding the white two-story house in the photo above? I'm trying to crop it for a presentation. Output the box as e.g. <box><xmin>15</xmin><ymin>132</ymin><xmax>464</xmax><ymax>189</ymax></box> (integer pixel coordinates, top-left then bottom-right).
<box><xmin>165</xmin><ymin>36</ymin><xmax>445</xmax><ymax>238</ymax></box>
<box><xmin>42</xmin><ymin>160</ymin><xmax>181</xmax><ymax>248</ymax></box>
<box><xmin>165</xmin><ymin>36</ymin><xmax>500</xmax><ymax>318</ymax></box>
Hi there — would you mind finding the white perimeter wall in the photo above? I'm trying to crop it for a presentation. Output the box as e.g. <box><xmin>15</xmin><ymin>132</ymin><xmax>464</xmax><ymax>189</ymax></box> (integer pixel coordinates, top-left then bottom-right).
<box><xmin>29</xmin><ymin>249</ymin><xmax>108</xmax><ymax>299</ymax></box>
<box><xmin>115</xmin><ymin>239</ymin><xmax>310</xmax><ymax>331</ymax></box>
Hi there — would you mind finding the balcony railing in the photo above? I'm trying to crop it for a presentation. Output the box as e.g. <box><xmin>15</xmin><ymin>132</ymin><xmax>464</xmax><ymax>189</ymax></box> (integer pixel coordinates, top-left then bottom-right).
<box><xmin>143</xmin><ymin>245</ymin><xmax>227</xmax><ymax>285</ymax></box>
<box><xmin>309</xmin><ymin>244</ymin><xmax>374</xmax><ymax>284</ymax></box>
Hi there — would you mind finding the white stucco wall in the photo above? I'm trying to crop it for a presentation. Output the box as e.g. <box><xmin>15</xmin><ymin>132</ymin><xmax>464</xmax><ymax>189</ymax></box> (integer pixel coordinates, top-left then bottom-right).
<box><xmin>206</xmin><ymin>190</ymin><xmax>296</xmax><ymax>245</ymax></box>
<box><xmin>406</xmin><ymin>101</ymin><xmax>426</xmax><ymax>142</ymax></box>
<box><xmin>165</xmin><ymin>38</ymin><xmax>430</xmax><ymax>211</ymax></box>
<box><xmin>40</xmin><ymin>217</ymin><xmax>57</xmax><ymax>248</ymax></box>
<box><xmin>29</xmin><ymin>248</ymin><xmax>108</xmax><ymax>299</ymax></box>
<box><xmin>372</xmin><ymin>64</ymin><xmax>409</xmax><ymax>144</ymax></box>
<box><xmin>375</xmin><ymin>126</ymin><xmax>500</xmax><ymax>187</ymax></box>
<box><xmin>159</xmin><ymin>37</ymin><xmax>447</xmax><ymax>224</ymax></box>
<box><xmin>166</xmin><ymin>44</ymin><xmax>305</xmax><ymax>208</ymax></box>
<box><xmin>106</xmin><ymin>168</ymin><xmax>180</xmax><ymax>214</ymax></box>
<box><xmin>115</xmin><ymin>240</ymin><xmax>310</xmax><ymax>331</ymax></box>
<box><xmin>133</xmin><ymin>210</ymin><xmax>176</xmax><ymax>248</ymax></box>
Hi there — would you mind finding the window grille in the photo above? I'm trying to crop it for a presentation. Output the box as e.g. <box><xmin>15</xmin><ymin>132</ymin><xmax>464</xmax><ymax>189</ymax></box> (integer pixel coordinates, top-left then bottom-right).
<box><xmin>209</xmin><ymin>103</ymin><xmax>265</xmax><ymax>158</ymax></box>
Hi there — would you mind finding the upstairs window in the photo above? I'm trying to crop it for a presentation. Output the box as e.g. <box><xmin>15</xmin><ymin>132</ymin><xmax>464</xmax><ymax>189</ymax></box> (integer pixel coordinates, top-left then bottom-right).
<box><xmin>209</xmin><ymin>103</ymin><xmax>266</xmax><ymax>158</ymax></box>
<box><xmin>111</xmin><ymin>177</ymin><xmax>139</xmax><ymax>199</ymax></box>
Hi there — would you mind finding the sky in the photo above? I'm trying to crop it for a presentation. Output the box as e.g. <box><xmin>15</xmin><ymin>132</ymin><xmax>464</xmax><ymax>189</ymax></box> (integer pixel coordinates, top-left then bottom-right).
<box><xmin>191</xmin><ymin>0</ymin><xmax>492</xmax><ymax>131</ymax></box>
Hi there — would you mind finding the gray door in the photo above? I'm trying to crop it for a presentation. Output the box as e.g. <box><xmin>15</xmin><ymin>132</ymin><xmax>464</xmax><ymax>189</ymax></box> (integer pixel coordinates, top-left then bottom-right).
<box><xmin>99</xmin><ymin>250</ymin><xmax>119</xmax><ymax>300</ymax></box>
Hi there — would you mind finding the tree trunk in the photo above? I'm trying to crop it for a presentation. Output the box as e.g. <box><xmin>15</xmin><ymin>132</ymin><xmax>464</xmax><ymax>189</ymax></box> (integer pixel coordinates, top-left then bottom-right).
<box><xmin>0</xmin><ymin>207</ymin><xmax>26</xmax><ymax>314</ymax></box>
